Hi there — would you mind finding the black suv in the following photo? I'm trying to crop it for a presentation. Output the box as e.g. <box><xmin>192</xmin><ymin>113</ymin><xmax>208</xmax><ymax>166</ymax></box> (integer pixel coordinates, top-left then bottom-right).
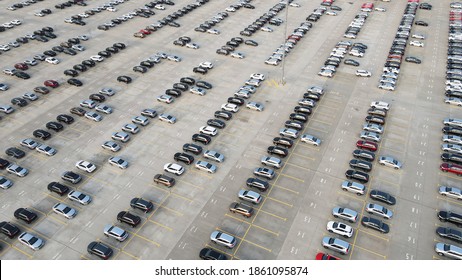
<box><xmin>153</xmin><ymin>174</ymin><xmax>175</xmax><ymax>187</ymax></box>
<box><xmin>174</xmin><ymin>152</ymin><xmax>194</xmax><ymax>165</ymax></box>
<box><xmin>89</xmin><ymin>93</ymin><xmax>106</xmax><ymax>102</ymax></box>
<box><xmin>196</xmin><ymin>81</ymin><xmax>212</xmax><ymax>89</ymax></box>
<box><xmin>199</xmin><ymin>248</ymin><xmax>227</xmax><ymax>260</ymax></box>
<box><xmin>57</xmin><ymin>114</ymin><xmax>74</xmax><ymax>124</ymax></box>
<box><xmin>0</xmin><ymin>221</ymin><xmax>21</xmax><ymax>238</ymax></box>
<box><xmin>290</xmin><ymin>113</ymin><xmax>308</xmax><ymax>122</ymax></box>
<box><xmin>117</xmin><ymin>211</ymin><xmax>141</xmax><ymax>227</ymax></box>
<box><xmin>87</xmin><ymin>241</ymin><xmax>113</xmax><ymax>260</ymax></box>
<box><xmin>61</xmin><ymin>171</ymin><xmax>82</xmax><ymax>184</ymax></box>
<box><xmin>207</xmin><ymin>119</ymin><xmax>226</xmax><ymax>129</ymax></box>
<box><xmin>5</xmin><ymin>147</ymin><xmax>25</xmax><ymax>159</ymax></box>
<box><xmin>272</xmin><ymin>137</ymin><xmax>293</xmax><ymax>148</ymax></box>
<box><xmin>46</xmin><ymin>121</ymin><xmax>64</xmax><ymax>132</ymax></box>
<box><xmin>369</xmin><ymin>190</ymin><xmax>396</xmax><ymax>205</ymax></box>
<box><xmin>14</xmin><ymin>208</ymin><xmax>38</xmax><ymax>224</ymax></box>
<box><xmin>438</xmin><ymin>211</ymin><xmax>462</xmax><ymax>227</ymax></box>
<box><xmin>436</xmin><ymin>227</ymin><xmax>462</xmax><ymax>243</ymax></box>
<box><xmin>130</xmin><ymin>197</ymin><xmax>154</xmax><ymax>213</ymax></box>
<box><xmin>47</xmin><ymin>182</ymin><xmax>70</xmax><ymax>196</ymax></box>
<box><xmin>214</xmin><ymin>111</ymin><xmax>232</xmax><ymax>120</ymax></box>
<box><xmin>227</xmin><ymin>97</ymin><xmax>245</xmax><ymax>106</ymax></box>
<box><xmin>180</xmin><ymin>77</ymin><xmax>195</xmax><ymax>85</ymax></box>
<box><xmin>352</xmin><ymin>149</ymin><xmax>375</xmax><ymax>161</ymax></box>
<box><xmin>33</xmin><ymin>129</ymin><xmax>51</xmax><ymax>140</ymax></box>
<box><xmin>349</xmin><ymin>159</ymin><xmax>372</xmax><ymax>172</ymax></box>
<box><xmin>183</xmin><ymin>143</ymin><xmax>203</xmax><ymax>155</ymax></box>
<box><xmin>192</xmin><ymin>134</ymin><xmax>211</xmax><ymax>145</ymax></box>
<box><xmin>267</xmin><ymin>146</ymin><xmax>289</xmax><ymax>157</ymax></box>
<box><xmin>246</xmin><ymin>178</ymin><xmax>269</xmax><ymax>192</ymax></box>
<box><xmin>345</xmin><ymin>169</ymin><xmax>369</xmax><ymax>183</ymax></box>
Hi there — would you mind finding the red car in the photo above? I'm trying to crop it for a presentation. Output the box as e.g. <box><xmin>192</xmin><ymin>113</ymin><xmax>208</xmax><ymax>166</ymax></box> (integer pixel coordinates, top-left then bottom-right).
<box><xmin>356</xmin><ymin>140</ymin><xmax>378</xmax><ymax>151</ymax></box>
<box><xmin>288</xmin><ymin>35</ymin><xmax>301</xmax><ymax>41</ymax></box>
<box><xmin>44</xmin><ymin>80</ymin><xmax>59</xmax><ymax>88</ymax></box>
<box><xmin>14</xmin><ymin>63</ymin><xmax>28</xmax><ymax>70</ymax></box>
<box><xmin>139</xmin><ymin>29</ymin><xmax>151</xmax><ymax>35</ymax></box>
<box><xmin>440</xmin><ymin>163</ymin><xmax>462</xmax><ymax>176</ymax></box>
<box><xmin>315</xmin><ymin>252</ymin><xmax>341</xmax><ymax>260</ymax></box>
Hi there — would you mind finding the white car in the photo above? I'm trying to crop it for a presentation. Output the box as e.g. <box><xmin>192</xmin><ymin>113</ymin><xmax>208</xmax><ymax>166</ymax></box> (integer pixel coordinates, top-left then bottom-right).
<box><xmin>360</xmin><ymin>131</ymin><xmax>381</xmax><ymax>142</ymax></box>
<box><xmin>445</xmin><ymin>97</ymin><xmax>462</xmax><ymax>106</ymax></box>
<box><xmin>35</xmin><ymin>12</ymin><xmax>45</xmax><ymax>17</ymax></box>
<box><xmin>230</xmin><ymin>52</ymin><xmax>245</xmax><ymax>59</ymax></box>
<box><xmin>250</xmin><ymin>73</ymin><xmax>266</xmax><ymax>81</ymax></box>
<box><xmin>164</xmin><ymin>163</ymin><xmax>185</xmax><ymax>175</ymax></box>
<box><xmin>221</xmin><ymin>103</ymin><xmax>239</xmax><ymax>112</ymax></box>
<box><xmin>279</xmin><ymin>128</ymin><xmax>299</xmax><ymax>139</ymax></box>
<box><xmin>107</xmin><ymin>6</ymin><xmax>117</xmax><ymax>11</ymax></box>
<box><xmin>318</xmin><ymin>70</ymin><xmax>334</xmax><ymax>77</ymax></box>
<box><xmin>356</xmin><ymin>69</ymin><xmax>371</xmax><ymax>77</ymax></box>
<box><xmin>68</xmin><ymin>190</ymin><xmax>92</xmax><ymax>205</ymax></box>
<box><xmin>327</xmin><ymin>221</ymin><xmax>354</xmax><ymax>238</ymax></box>
<box><xmin>99</xmin><ymin>88</ymin><xmax>115</xmax><ymax>96</ymax></box>
<box><xmin>0</xmin><ymin>176</ymin><xmax>13</xmax><ymax>189</ymax></box>
<box><xmin>90</xmin><ymin>55</ymin><xmax>104</xmax><ymax>62</ymax></box>
<box><xmin>96</xmin><ymin>104</ymin><xmax>113</xmax><ymax>114</ymax></box>
<box><xmin>363</xmin><ymin>123</ymin><xmax>384</xmax><ymax>134</ymax></box>
<box><xmin>439</xmin><ymin>186</ymin><xmax>462</xmax><ymax>200</ymax></box>
<box><xmin>0</xmin><ymin>105</ymin><xmax>14</xmax><ymax>114</ymax></box>
<box><xmin>371</xmin><ymin>101</ymin><xmax>390</xmax><ymax>111</ymax></box>
<box><xmin>53</xmin><ymin>203</ymin><xmax>77</xmax><ymax>219</ymax></box>
<box><xmin>36</xmin><ymin>144</ymin><xmax>57</xmax><ymax>156</ymax></box>
<box><xmin>341</xmin><ymin>181</ymin><xmax>366</xmax><ymax>195</ymax></box>
<box><xmin>378</xmin><ymin>82</ymin><xmax>395</xmax><ymax>91</ymax></box>
<box><xmin>0</xmin><ymin>83</ymin><xmax>9</xmax><ymax>91</ymax></box>
<box><xmin>76</xmin><ymin>160</ymin><xmax>97</xmax><ymax>173</ymax></box>
<box><xmin>79</xmin><ymin>35</ymin><xmax>89</xmax><ymax>41</ymax></box>
<box><xmin>3</xmin><ymin>68</ymin><xmax>16</xmax><ymax>75</ymax></box>
<box><xmin>195</xmin><ymin>161</ymin><xmax>217</xmax><ymax>174</ymax></box>
<box><xmin>6</xmin><ymin>164</ymin><xmax>28</xmax><ymax>177</ymax></box>
<box><xmin>261</xmin><ymin>26</ymin><xmax>273</xmax><ymax>32</ymax></box>
<box><xmin>80</xmin><ymin>100</ymin><xmax>96</xmax><ymax>109</ymax></box>
<box><xmin>246</xmin><ymin>102</ymin><xmax>264</xmax><ymax>111</ymax></box>
<box><xmin>199</xmin><ymin>126</ymin><xmax>218</xmax><ymax>136</ymax></box>
<box><xmin>203</xmin><ymin>150</ymin><xmax>224</xmax><ymax>162</ymax></box>
<box><xmin>375</xmin><ymin>7</ymin><xmax>386</xmax><ymax>12</ymax></box>
<box><xmin>72</xmin><ymin>44</ymin><xmax>85</xmax><ymax>51</ymax></box>
<box><xmin>101</xmin><ymin>141</ymin><xmax>121</xmax><ymax>152</ymax></box>
<box><xmin>18</xmin><ymin>232</ymin><xmax>45</xmax><ymax>250</ymax></box>
<box><xmin>378</xmin><ymin>156</ymin><xmax>402</xmax><ymax>169</ymax></box>
<box><xmin>186</xmin><ymin>43</ymin><xmax>199</xmax><ymax>49</ymax></box>
<box><xmin>190</xmin><ymin>86</ymin><xmax>206</xmax><ymax>96</ymax></box>
<box><xmin>85</xmin><ymin>111</ymin><xmax>103</xmax><ymax>122</ymax></box>
<box><xmin>108</xmin><ymin>157</ymin><xmax>129</xmax><ymax>169</ymax></box>
<box><xmin>157</xmin><ymin>94</ymin><xmax>174</xmax><ymax>104</ymax></box>
<box><xmin>45</xmin><ymin>57</ymin><xmax>60</xmax><ymax>64</ymax></box>
<box><xmin>301</xmin><ymin>134</ymin><xmax>321</xmax><ymax>146</ymax></box>
<box><xmin>409</xmin><ymin>40</ymin><xmax>424</xmax><ymax>47</ymax></box>
<box><xmin>167</xmin><ymin>55</ymin><xmax>181</xmax><ymax>62</ymax></box>
<box><xmin>226</xmin><ymin>6</ymin><xmax>236</xmax><ymax>12</ymax></box>
<box><xmin>154</xmin><ymin>4</ymin><xmax>165</xmax><ymax>10</ymax></box>
<box><xmin>443</xmin><ymin>135</ymin><xmax>462</xmax><ymax>145</ymax></box>
<box><xmin>412</xmin><ymin>34</ymin><xmax>425</xmax><ymax>39</ymax></box>
<box><xmin>20</xmin><ymin>138</ymin><xmax>39</xmax><ymax>150</ymax></box>
<box><xmin>442</xmin><ymin>144</ymin><xmax>462</xmax><ymax>154</ymax></box>
<box><xmin>158</xmin><ymin>113</ymin><xmax>176</xmax><ymax>124</ymax></box>
<box><xmin>289</xmin><ymin>2</ymin><xmax>300</xmax><ymax>7</ymax></box>
<box><xmin>206</xmin><ymin>29</ymin><xmax>220</xmax><ymax>35</ymax></box>
<box><xmin>199</xmin><ymin>61</ymin><xmax>214</xmax><ymax>69</ymax></box>
<box><xmin>326</xmin><ymin>11</ymin><xmax>337</xmax><ymax>16</ymax></box>
<box><xmin>245</xmin><ymin>79</ymin><xmax>261</xmax><ymax>87</ymax></box>
<box><xmin>265</xmin><ymin>58</ymin><xmax>280</xmax><ymax>66</ymax></box>
<box><xmin>24</xmin><ymin>59</ymin><xmax>37</xmax><ymax>66</ymax></box>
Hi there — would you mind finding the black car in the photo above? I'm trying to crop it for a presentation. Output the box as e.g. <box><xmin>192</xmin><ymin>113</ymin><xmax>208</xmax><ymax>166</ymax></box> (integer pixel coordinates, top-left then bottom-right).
<box><xmin>52</xmin><ymin>46</ymin><xmax>64</xmax><ymax>52</ymax></box>
<box><xmin>5</xmin><ymin>147</ymin><xmax>26</xmax><ymax>159</ymax></box>
<box><xmin>117</xmin><ymin>211</ymin><xmax>141</xmax><ymax>227</ymax></box>
<box><xmin>98</xmin><ymin>51</ymin><xmax>111</xmax><ymax>58</ymax></box>
<box><xmin>106</xmin><ymin>47</ymin><xmax>118</xmax><ymax>54</ymax></box>
<box><xmin>227</xmin><ymin>97</ymin><xmax>245</xmax><ymax>106</ymax></box>
<box><xmin>405</xmin><ymin>56</ymin><xmax>421</xmax><ymax>64</ymax></box>
<box><xmin>73</xmin><ymin>64</ymin><xmax>88</xmax><ymax>72</ymax></box>
<box><xmin>443</xmin><ymin>126</ymin><xmax>462</xmax><ymax>136</ymax></box>
<box><xmin>207</xmin><ymin>119</ymin><xmax>226</xmax><ymax>129</ymax></box>
<box><xmin>345</xmin><ymin>169</ymin><xmax>369</xmax><ymax>183</ymax></box>
<box><xmin>46</xmin><ymin>121</ymin><xmax>64</xmax><ymax>132</ymax></box>
<box><xmin>369</xmin><ymin>190</ymin><xmax>396</xmax><ymax>205</ymax></box>
<box><xmin>193</xmin><ymin>67</ymin><xmax>208</xmax><ymax>74</ymax></box>
<box><xmin>245</xmin><ymin>40</ymin><xmax>258</xmax><ymax>47</ymax></box>
<box><xmin>14</xmin><ymin>71</ymin><xmax>30</xmax><ymax>79</ymax></box>
<box><xmin>173</xmin><ymin>83</ymin><xmax>189</xmax><ymax>91</ymax></box>
<box><xmin>89</xmin><ymin>94</ymin><xmax>105</xmax><ymax>102</ymax></box>
<box><xmin>199</xmin><ymin>248</ymin><xmax>227</xmax><ymax>260</ymax></box>
<box><xmin>165</xmin><ymin>88</ymin><xmax>182</xmax><ymax>97</ymax></box>
<box><xmin>415</xmin><ymin>20</ymin><xmax>428</xmax><ymax>26</ymax></box>
<box><xmin>56</xmin><ymin>114</ymin><xmax>74</xmax><ymax>124</ymax></box>
<box><xmin>365</xmin><ymin>115</ymin><xmax>385</xmax><ymax>125</ymax></box>
<box><xmin>196</xmin><ymin>81</ymin><xmax>212</xmax><ymax>89</ymax></box>
<box><xmin>114</xmin><ymin>42</ymin><xmax>126</xmax><ymax>50</ymax></box>
<box><xmin>180</xmin><ymin>77</ymin><xmax>195</xmax><ymax>85</ymax></box>
<box><xmin>153</xmin><ymin>174</ymin><xmax>175</xmax><ymax>187</ymax></box>
<box><xmin>246</xmin><ymin>177</ymin><xmax>269</xmax><ymax>192</ymax></box>
<box><xmin>267</xmin><ymin>146</ymin><xmax>289</xmax><ymax>158</ymax></box>
<box><xmin>361</xmin><ymin>216</ymin><xmax>390</xmax><ymax>234</ymax></box>
<box><xmin>183</xmin><ymin>143</ymin><xmax>203</xmax><ymax>155</ymax></box>
<box><xmin>174</xmin><ymin>152</ymin><xmax>194</xmax><ymax>165</ymax></box>
<box><xmin>272</xmin><ymin>137</ymin><xmax>293</xmax><ymax>148</ymax></box>
<box><xmin>43</xmin><ymin>50</ymin><xmax>57</xmax><ymax>57</ymax></box>
<box><xmin>303</xmin><ymin>93</ymin><xmax>321</xmax><ymax>101</ymax></box>
<box><xmin>441</xmin><ymin>153</ymin><xmax>462</xmax><ymax>164</ymax></box>
<box><xmin>11</xmin><ymin>97</ymin><xmax>28</xmax><ymax>107</ymax></box>
<box><xmin>294</xmin><ymin>106</ymin><xmax>312</xmax><ymax>115</ymax></box>
<box><xmin>436</xmin><ymin>227</ymin><xmax>462</xmax><ymax>243</ymax></box>
<box><xmin>0</xmin><ymin>158</ymin><xmax>10</xmax><ymax>169</ymax></box>
<box><xmin>117</xmin><ymin>75</ymin><xmax>132</xmax><ymax>84</ymax></box>
<box><xmin>192</xmin><ymin>133</ymin><xmax>211</xmax><ymax>145</ymax></box>
<box><xmin>82</xmin><ymin>60</ymin><xmax>96</xmax><ymax>67</ymax></box>
<box><xmin>130</xmin><ymin>198</ymin><xmax>154</xmax><ymax>213</ymax></box>
<box><xmin>133</xmin><ymin>66</ymin><xmax>148</xmax><ymax>73</ymax></box>
<box><xmin>438</xmin><ymin>211</ymin><xmax>462</xmax><ymax>227</ymax></box>
<box><xmin>14</xmin><ymin>208</ymin><xmax>38</xmax><ymax>224</ymax></box>
<box><xmin>352</xmin><ymin>149</ymin><xmax>375</xmax><ymax>161</ymax></box>
<box><xmin>61</xmin><ymin>171</ymin><xmax>82</xmax><ymax>184</ymax></box>
<box><xmin>33</xmin><ymin>129</ymin><xmax>51</xmax><ymax>140</ymax></box>
<box><xmin>290</xmin><ymin>113</ymin><xmax>309</xmax><ymax>123</ymax></box>
<box><xmin>349</xmin><ymin>159</ymin><xmax>372</xmax><ymax>172</ymax></box>
<box><xmin>64</xmin><ymin>69</ymin><xmax>79</xmax><ymax>77</ymax></box>
<box><xmin>214</xmin><ymin>110</ymin><xmax>232</xmax><ymax>120</ymax></box>
<box><xmin>140</xmin><ymin>60</ymin><xmax>155</xmax><ymax>68</ymax></box>
<box><xmin>0</xmin><ymin>221</ymin><xmax>21</xmax><ymax>238</ymax></box>
<box><xmin>70</xmin><ymin>107</ymin><xmax>86</xmax><ymax>116</ymax></box>
<box><xmin>216</xmin><ymin>49</ymin><xmax>230</xmax><ymax>55</ymax></box>
<box><xmin>87</xmin><ymin>241</ymin><xmax>113</xmax><ymax>260</ymax></box>
<box><xmin>344</xmin><ymin>59</ymin><xmax>360</xmax><ymax>66</ymax></box>
<box><xmin>47</xmin><ymin>182</ymin><xmax>70</xmax><ymax>196</ymax></box>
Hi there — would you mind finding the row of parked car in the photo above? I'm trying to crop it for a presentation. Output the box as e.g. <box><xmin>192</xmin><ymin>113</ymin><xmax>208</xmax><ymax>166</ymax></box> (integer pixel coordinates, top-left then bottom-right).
<box><xmin>6</xmin><ymin>0</ymin><xmax>48</xmax><ymax>11</ymax></box>
<box><xmin>0</xmin><ymin>24</ymin><xmax>58</xmax><ymax>57</ymax></box>
<box><xmin>194</xmin><ymin>9</ymin><xmax>229</xmax><ymax>34</ymax></box>
<box><xmin>321</xmin><ymin>101</ymin><xmax>397</xmax><ymax>257</ymax></box>
<box><xmin>444</xmin><ymin>2</ymin><xmax>462</xmax><ymax>106</ymax></box>
<box><xmin>66</xmin><ymin>0</ymin><xmax>130</xmax><ymax>26</ymax></box>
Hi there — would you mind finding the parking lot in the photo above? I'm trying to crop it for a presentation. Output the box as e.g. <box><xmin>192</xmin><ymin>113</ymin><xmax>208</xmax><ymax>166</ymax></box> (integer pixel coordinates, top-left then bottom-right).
<box><xmin>0</xmin><ymin>0</ymin><xmax>461</xmax><ymax>260</ymax></box>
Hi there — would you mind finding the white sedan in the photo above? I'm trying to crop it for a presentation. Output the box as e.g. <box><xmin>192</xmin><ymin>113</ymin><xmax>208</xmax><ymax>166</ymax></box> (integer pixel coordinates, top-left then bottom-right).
<box><xmin>326</xmin><ymin>221</ymin><xmax>353</xmax><ymax>238</ymax></box>
<box><xmin>18</xmin><ymin>232</ymin><xmax>45</xmax><ymax>250</ymax></box>
<box><xmin>409</xmin><ymin>40</ymin><xmax>424</xmax><ymax>47</ymax></box>
<box><xmin>445</xmin><ymin>97</ymin><xmax>462</xmax><ymax>106</ymax></box>
<box><xmin>261</xmin><ymin>26</ymin><xmax>273</xmax><ymax>32</ymax></box>
<box><xmin>158</xmin><ymin>113</ymin><xmax>176</xmax><ymax>124</ymax></box>
<box><xmin>204</xmin><ymin>150</ymin><xmax>224</xmax><ymax>162</ymax></box>
<box><xmin>90</xmin><ymin>55</ymin><xmax>104</xmax><ymax>62</ymax></box>
<box><xmin>157</xmin><ymin>94</ymin><xmax>174</xmax><ymax>104</ymax></box>
<box><xmin>75</xmin><ymin>160</ymin><xmax>97</xmax><ymax>173</ymax></box>
<box><xmin>164</xmin><ymin>163</ymin><xmax>185</xmax><ymax>175</ymax></box>
<box><xmin>356</xmin><ymin>69</ymin><xmax>372</xmax><ymax>77</ymax></box>
<box><xmin>186</xmin><ymin>43</ymin><xmax>199</xmax><ymax>49</ymax></box>
<box><xmin>195</xmin><ymin>161</ymin><xmax>217</xmax><ymax>174</ymax></box>
<box><xmin>246</xmin><ymin>101</ymin><xmax>264</xmax><ymax>111</ymax></box>
<box><xmin>206</xmin><ymin>29</ymin><xmax>220</xmax><ymax>34</ymax></box>
<box><xmin>199</xmin><ymin>126</ymin><xmax>218</xmax><ymax>136</ymax></box>
<box><xmin>53</xmin><ymin>203</ymin><xmax>77</xmax><ymax>219</ymax></box>
<box><xmin>221</xmin><ymin>103</ymin><xmax>239</xmax><ymax>112</ymax></box>
<box><xmin>108</xmin><ymin>156</ymin><xmax>129</xmax><ymax>169</ymax></box>
<box><xmin>68</xmin><ymin>190</ymin><xmax>92</xmax><ymax>205</ymax></box>
<box><xmin>101</xmin><ymin>141</ymin><xmax>121</xmax><ymax>152</ymax></box>
<box><xmin>36</xmin><ymin>144</ymin><xmax>57</xmax><ymax>156</ymax></box>
<box><xmin>301</xmin><ymin>134</ymin><xmax>321</xmax><ymax>146</ymax></box>
<box><xmin>190</xmin><ymin>86</ymin><xmax>206</xmax><ymax>96</ymax></box>
<box><xmin>438</xmin><ymin>186</ymin><xmax>462</xmax><ymax>200</ymax></box>
<box><xmin>167</xmin><ymin>55</ymin><xmax>181</xmax><ymax>62</ymax></box>
<box><xmin>442</xmin><ymin>144</ymin><xmax>462</xmax><ymax>154</ymax></box>
<box><xmin>45</xmin><ymin>57</ymin><xmax>60</xmax><ymax>64</ymax></box>
<box><xmin>250</xmin><ymin>73</ymin><xmax>265</xmax><ymax>81</ymax></box>
<box><xmin>378</xmin><ymin>156</ymin><xmax>402</xmax><ymax>169</ymax></box>
<box><xmin>199</xmin><ymin>61</ymin><xmax>214</xmax><ymax>69</ymax></box>
<box><xmin>230</xmin><ymin>52</ymin><xmax>245</xmax><ymax>59</ymax></box>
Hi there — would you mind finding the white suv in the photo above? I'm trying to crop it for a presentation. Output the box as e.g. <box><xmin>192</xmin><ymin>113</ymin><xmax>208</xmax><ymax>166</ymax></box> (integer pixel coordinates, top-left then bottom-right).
<box><xmin>370</xmin><ymin>101</ymin><xmax>390</xmax><ymax>111</ymax></box>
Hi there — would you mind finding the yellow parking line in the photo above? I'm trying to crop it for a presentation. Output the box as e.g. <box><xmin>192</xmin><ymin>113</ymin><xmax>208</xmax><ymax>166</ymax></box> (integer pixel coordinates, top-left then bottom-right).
<box><xmin>204</xmin><ymin>244</ymin><xmax>234</xmax><ymax>259</ymax></box>
<box><xmin>352</xmin><ymin>244</ymin><xmax>387</xmax><ymax>259</ymax></box>
<box><xmin>308</xmin><ymin>127</ymin><xmax>329</xmax><ymax>134</ymax></box>
<box><xmin>272</xmin><ymin>184</ymin><xmax>299</xmax><ymax>195</ymax></box>
<box><xmin>436</xmin><ymin>195</ymin><xmax>462</xmax><ymax>207</ymax></box>
<box><xmin>284</xmin><ymin>162</ymin><xmax>312</xmax><ymax>172</ymax></box>
<box><xmin>337</xmin><ymin>191</ymin><xmax>366</xmax><ymax>202</ymax></box>
<box><xmin>126</xmin><ymin>230</ymin><xmax>161</xmax><ymax>247</ymax></box>
<box><xmin>310</xmin><ymin>119</ymin><xmax>333</xmax><ymax>126</ymax></box>
<box><xmin>266</xmin><ymin>196</ymin><xmax>293</xmax><ymax>207</ymax></box>
<box><xmin>225</xmin><ymin>214</ymin><xmax>279</xmax><ymax>236</ymax></box>
<box><xmin>12</xmin><ymin>245</ymin><xmax>33</xmax><ymax>258</ymax></box>
<box><xmin>257</xmin><ymin>209</ymin><xmax>287</xmax><ymax>221</ymax></box>
<box><xmin>294</xmin><ymin>143</ymin><xmax>321</xmax><ymax>152</ymax></box>
<box><xmin>153</xmin><ymin>202</ymin><xmax>184</xmax><ymax>216</ymax></box>
<box><xmin>121</xmin><ymin>250</ymin><xmax>140</xmax><ymax>260</ymax></box>
<box><xmin>188</xmin><ymin>169</ymin><xmax>213</xmax><ymax>179</ymax></box>
<box><xmin>242</xmin><ymin>239</ymin><xmax>272</xmax><ymax>252</ymax></box>
<box><xmin>432</xmin><ymin>255</ymin><xmax>441</xmax><ymax>260</ymax></box>
<box><xmin>440</xmin><ymin>172</ymin><xmax>462</xmax><ymax>181</ymax></box>
<box><xmin>290</xmin><ymin>153</ymin><xmax>315</xmax><ymax>161</ymax></box>
<box><xmin>170</xmin><ymin>192</ymin><xmax>194</xmax><ymax>203</ymax></box>
<box><xmin>177</xmin><ymin>179</ymin><xmax>204</xmax><ymax>190</ymax></box>
<box><xmin>80</xmin><ymin>255</ymin><xmax>90</xmax><ymax>260</ymax></box>
<box><xmin>279</xmin><ymin>173</ymin><xmax>305</xmax><ymax>183</ymax></box>
<box><xmin>148</xmin><ymin>220</ymin><xmax>173</xmax><ymax>231</ymax></box>
<box><xmin>358</xmin><ymin>229</ymin><xmax>389</xmax><ymax>242</ymax></box>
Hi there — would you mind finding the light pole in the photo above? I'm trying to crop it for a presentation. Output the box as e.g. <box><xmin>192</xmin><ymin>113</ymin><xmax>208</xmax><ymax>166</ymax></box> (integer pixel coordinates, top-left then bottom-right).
<box><xmin>280</xmin><ymin>2</ymin><xmax>289</xmax><ymax>85</ymax></box>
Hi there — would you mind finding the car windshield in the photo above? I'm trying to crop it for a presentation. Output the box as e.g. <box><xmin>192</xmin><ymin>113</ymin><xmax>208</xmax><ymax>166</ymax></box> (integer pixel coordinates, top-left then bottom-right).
<box><xmin>78</xmin><ymin>194</ymin><xmax>86</xmax><ymax>199</ymax></box>
<box><xmin>29</xmin><ymin>237</ymin><xmax>38</xmax><ymax>244</ymax></box>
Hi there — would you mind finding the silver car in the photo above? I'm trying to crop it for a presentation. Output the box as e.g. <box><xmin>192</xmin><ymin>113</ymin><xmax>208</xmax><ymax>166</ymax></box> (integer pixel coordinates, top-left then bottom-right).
<box><xmin>132</xmin><ymin>116</ymin><xmax>149</xmax><ymax>126</ymax></box>
<box><xmin>439</xmin><ymin>186</ymin><xmax>462</xmax><ymax>200</ymax></box>
<box><xmin>246</xmin><ymin>101</ymin><xmax>264</xmax><ymax>111</ymax></box>
<box><xmin>279</xmin><ymin>128</ymin><xmax>299</xmax><ymax>139</ymax></box>
<box><xmin>442</xmin><ymin>144</ymin><xmax>462</xmax><ymax>155</ymax></box>
<box><xmin>122</xmin><ymin>123</ymin><xmax>140</xmax><ymax>134</ymax></box>
<box><xmin>102</xmin><ymin>141</ymin><xmax>121</xmax><ymax>152</ymax></box>
<box><xmin>112</xmin><ymin>131</ymin><xmax>130</xmax><ymax>142</ymax></box>
<box><xmin>341</xmin><ymin>181</ymin><xmax>365</xmax><ymax>195</ymax></box>
<box><xmin>68</xmin><ymin>190</ymin><xmax>92</xmax><ymax>205</ymax></box>
<box><xmin>442</xmin><ymin>135</ymin><xmax>462</xmax><ymax>145</ymax></box>
<box><xmin>435</xmin><ymin>243</ymin><xmax>462</xmax><ymax>260</ymax></box>
<box><xmin>321</xmin><ymin>236</ymin><xmax>351</xmax><ymax>255</ymax></box>
<box><xmin>96</xmin><ymin>104</ymin><xmax>113</xmax><ymax>114</ymax></box>
<box><xmin>190</xmin><ymin>86</ymin><xmax>206</xmax><ymax>96</ymax></box>
<box><xmin>36</xmin><ymin>144</ymin><xmax>57</xmax><ymax>156</ymax></box>
<box><xmin>366</xmin><ymin>203</ymin><xmax>393</xmax><ymax>219</ymax></box>
<box><xmin>378</xmin><ymin>156</ymin><xmax>402</xmax><ymax>169</ymax></box>
<box><xmin>20</xmin><ymin>138</ymin><xmax>39</xmax><ymax>149</ymax></box>
<box><xmin>332</xmin><ymin>207</ymin><xmax>358</xmax><ymax>223</ymax></box>
<box><xmin>261</xmin><ymin>156</ymin><xmax>283</xmax><ymax>169</ymax></box>
<box><xmin>108</xmin><ymin>157</ymin><xmax>129</xmax><ymax>169</ymax></box>
<box><xmin>245</xmin><ymin>79</ymin><xmax>261</xmax><ymax>87</ymax></box>
<box><xmin>6</xmin><ymin>164</ymin><xmax>28</xmax><ymax>177</ymax></box>
<box><xmin>238</xmin><ymin>190</ymin><xmax>262</xmax><ymax>204</ymax></box>
<box><xmin>204</xmin><ymin>150</ymin><xmax>224</xmax><ymax>162</ymax></box>
<box><xmin>18</xmin><ymin>232</ymin><xmax>45</xmax><ymax>250</ymax></box>
<box><xmin>210</xmin><ymin>231</ymin><xmax>237</xmax><ymax>249</ymax></box>
<box><xmin>360</xmin><ymin>131</ymin><xmax>381</xmax><ymax>142</ymax></box>
<box><xmin>85</xmin><ymin>111</ymin><xmax>103</xmax><ymax>122</ymax></box>
<box><xmin>52</xmin><ymin>203</ymin><xmax>77</xmax><ymax>219</ymax></box>
<box><xmin>195</xmin><ymin>161</ymin><xmax>217</xmax><ymax>174</ymax></box>
<box><xmin>23</xmin><ymin>92</ymin><xmax>39</xmax><ymax>101</ymax></box>
<box><xmin>104</xmin><ymin>225</ymin><xmax>129</xmax><ymax>242</ymax></box>
<box><xmin>99</xmin><ymin>88</ymin><xmax>116</xmax><ymax>96</ymax></box>
<box><xmin>363</xmin><ymin>123</ymin><xmax>384</xmax><ymax>134</ymax></box>
<box><xmin>301</xmin><ymin>134</ymin><xmax>321</xmax><ymax>146</ymax></box>
<box><xmin>0</xmin><ymin>176</ymin><xmax>13</xmax><ymax>189</ymax></box>
<box><xmin>159</xmin><ymin>113</ymin><xmax>176</xmax><ymax>124</ymax></box>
